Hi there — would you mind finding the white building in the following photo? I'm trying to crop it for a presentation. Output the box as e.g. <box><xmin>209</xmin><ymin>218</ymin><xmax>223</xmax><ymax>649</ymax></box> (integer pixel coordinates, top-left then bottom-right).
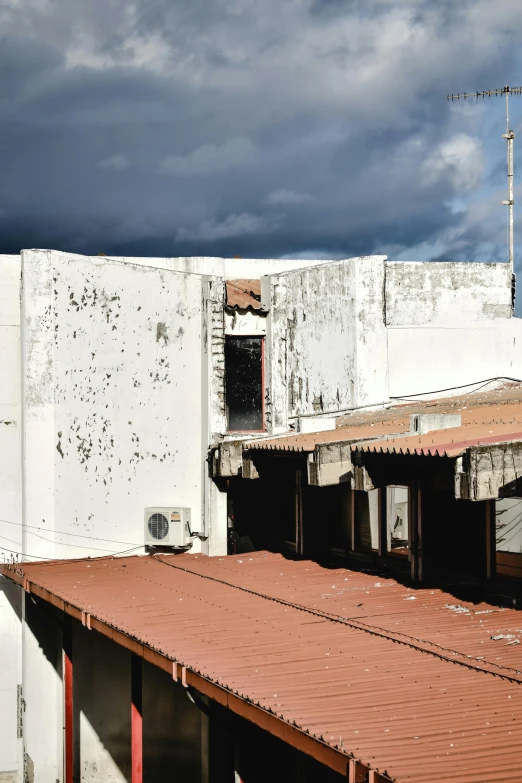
<box><xmin>1</xmin><ymin>249</ymin><xmax>521</xmax><ymax>782</ymax></box>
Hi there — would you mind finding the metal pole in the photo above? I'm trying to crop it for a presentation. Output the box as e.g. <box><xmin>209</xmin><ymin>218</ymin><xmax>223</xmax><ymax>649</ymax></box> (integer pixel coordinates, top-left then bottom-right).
<box><xmin>502</xmin><ymin>89</ymin><xmax>515</xmax><ymax>274</ymax></box>
<box><xmin>447</xmin><ymin>85</ymin><xmax>522</xmax><ymax>279</ymax></box>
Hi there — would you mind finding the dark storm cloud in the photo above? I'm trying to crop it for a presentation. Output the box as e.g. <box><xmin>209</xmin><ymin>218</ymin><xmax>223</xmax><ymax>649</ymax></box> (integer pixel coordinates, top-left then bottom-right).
<box><xmin>1</xmin><ymin>0</ymin><xmax>522</xmax><ymax>267</ymax></box>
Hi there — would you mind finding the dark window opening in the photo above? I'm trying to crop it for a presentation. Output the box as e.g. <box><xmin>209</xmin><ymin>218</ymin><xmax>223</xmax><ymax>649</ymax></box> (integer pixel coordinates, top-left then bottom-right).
<box><xmin>225</xmin><ymin>336</ymin><xmax>264</xmax><ymax>431</ymax></box>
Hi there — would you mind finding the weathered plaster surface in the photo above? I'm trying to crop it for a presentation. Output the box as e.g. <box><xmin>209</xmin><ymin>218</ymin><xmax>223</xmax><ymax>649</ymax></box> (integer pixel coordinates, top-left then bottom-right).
<box><xmin>352</xmin><ymin>257</ymin><xmax>389</xmax><ymax>408</ymax></box>
<box><xmin>224</xmin><ymin>310</ymin><xmax>266</xmax><ymax>336</ymax></box>
<box><xmin>458</xmin><ymin>443</ymin><xmax>522</xmax><ymax>501</ymax></box>
<box><xmin>385</xmin><ymin>262</ymin><xmax>512</xmax><ymax>326</ymax></box>
<box><xmin>21</xmin><ymin>250</ymin><xmax>213</xmax><ymax>559</ymax></box>
<box><xmin>307</xmin><ymin>442</ymin><xmax>354</xmax><ymax>487</ymax></box>
<box><xmin>263</xmin><ymin>256</ymin><xmax>389</xmax><ymax>430</ymax></box>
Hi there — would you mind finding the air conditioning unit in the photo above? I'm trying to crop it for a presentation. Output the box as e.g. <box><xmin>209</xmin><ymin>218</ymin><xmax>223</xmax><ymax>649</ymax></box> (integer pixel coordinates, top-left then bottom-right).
<box><xmin>144</xmin><ymin>507</ymin><xmax>191</xmax><ymax>548</ymax></box>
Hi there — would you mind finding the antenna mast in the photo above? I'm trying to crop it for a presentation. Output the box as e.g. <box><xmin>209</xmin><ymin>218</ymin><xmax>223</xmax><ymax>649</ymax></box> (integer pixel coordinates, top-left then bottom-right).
<box><xmin>447</xmin><ymin>85</ymin><xmax>522</xmax><ymax>276</ymax></box>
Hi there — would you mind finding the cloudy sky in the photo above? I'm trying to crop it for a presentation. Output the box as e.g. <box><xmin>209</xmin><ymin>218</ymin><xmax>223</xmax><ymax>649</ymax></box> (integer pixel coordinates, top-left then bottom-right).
<box><xmin>1</xmin><ymin>0</ymin><xmax>522</xmax><ymax>271</ymax></box>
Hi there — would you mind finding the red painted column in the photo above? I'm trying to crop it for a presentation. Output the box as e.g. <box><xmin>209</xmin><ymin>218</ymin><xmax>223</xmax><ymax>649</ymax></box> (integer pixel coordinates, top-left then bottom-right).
<box><xmin>63</xmin><ymin>617</ymin><xmax>73</xmax><ymax>783</ymax></box>
<box><xmin>131</xmin><ymin>654</ymin><xmax>143</xmax><ymax>783</ymax></box>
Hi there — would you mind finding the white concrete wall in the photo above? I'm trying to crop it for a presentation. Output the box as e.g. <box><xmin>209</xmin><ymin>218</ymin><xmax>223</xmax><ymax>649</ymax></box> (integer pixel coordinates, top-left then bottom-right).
<box><xmin>20</xmin><ymin>250</ymin><xmax>220</xmax><ymax>560</ymax></box>
<box><xmin>387</xmin><ymin>318</ymin><xmax>522</xmax><ymax>399</ymax></box>
<box><xmin>0</xmin><ymin>255</ymin><xmax>22</xmax><ymax>563</ymax></box>
<box><xmin>0</xmin><ymin>256</ymin><xmax>22</xmax><ymax>783</ymax></box>
<box><xmin>262</xmin><ymin>256</ymin><xmax>389</xmax><ymax>431</ymax></box>
<box><xmin>385</xmin><ymin>261</ymin><xmax>513</xmax><ymax>326</ymax></box>
<box><xmin>108</xmin><ymin>254</ymin><xmax>325</xmax><ymax>278</ymax></box>
<box><xmin>224</xmin><ymin>311</ymin><xmax>266</xmax><ymax>336</ymax></box>
<box><xmin>0</xmin><ymin>580</ymin><xmax>22</xmax><ymax>783</ymax></box>
<box><xmin>351</xmin><ymin>258</ymin><xmax>389</xmax><ymax>409</ymax></box>
<box><xmin>23</xmin><ymin>597</ymin><xmax>63</xmax><ymax>783</ymax></box>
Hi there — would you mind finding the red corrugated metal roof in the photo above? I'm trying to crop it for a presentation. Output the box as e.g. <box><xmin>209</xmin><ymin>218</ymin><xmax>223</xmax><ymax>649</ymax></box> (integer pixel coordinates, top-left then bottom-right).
<box><xmin>226</xmin><ymin>279</ymin><xmax>264</xmax><ymax>311</ymax></box>
<box><xmin>354</xmin><ymin>425</ymin><xmax>522</xmax><ymax>458</ymax></box>
<box><xmin>4</xmin><ymin>552</ymin><xmax>522</xmax><ymax>782</ymax></box>
<box><xmin>247</xmin><ymin>384</ymin><xmax>522</xmax><ymax>454</ymax></box>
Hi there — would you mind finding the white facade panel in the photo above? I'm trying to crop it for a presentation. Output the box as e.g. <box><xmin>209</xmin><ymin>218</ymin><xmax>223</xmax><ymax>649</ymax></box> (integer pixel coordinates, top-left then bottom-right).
<box><xmin>387</xmin><ymin>319</ymin><xmax>522</xmax><ymax>400</ymax></box>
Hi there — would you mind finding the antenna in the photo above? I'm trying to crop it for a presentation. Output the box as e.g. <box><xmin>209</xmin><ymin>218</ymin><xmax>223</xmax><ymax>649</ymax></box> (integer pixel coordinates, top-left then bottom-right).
<box><xmin>447</xmin><ymin>86</ymin><xmax>522</xmax><ymax>276</ymax></box>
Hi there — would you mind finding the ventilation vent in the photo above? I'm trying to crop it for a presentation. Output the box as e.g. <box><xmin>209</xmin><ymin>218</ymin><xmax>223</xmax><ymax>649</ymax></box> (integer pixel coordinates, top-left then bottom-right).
<box><xmin>147</xmin><ymin>513</ymin><xmax>169</xmax><ymax>540</ymax></box>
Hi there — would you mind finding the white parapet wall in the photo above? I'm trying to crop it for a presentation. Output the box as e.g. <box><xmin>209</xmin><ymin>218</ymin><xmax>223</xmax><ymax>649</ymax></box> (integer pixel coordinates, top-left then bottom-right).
<box><xmin>262</xmin><ymin>256</ymin><xmax>390</xmax><ymax>432</ymax></box>
<box><xmin>110</xmin><ymin>255</ymin><xmax>329</xmax><ymax>278</ymax></box>
<box><xmin>386</xmin><ymin>261</ymin><xmax>518</xmax><ymax>399</ymax></box>
<box><xmin>385</xmin><ymin>261</ymin><xmax>513</xmax><ymax>326</ymax></box>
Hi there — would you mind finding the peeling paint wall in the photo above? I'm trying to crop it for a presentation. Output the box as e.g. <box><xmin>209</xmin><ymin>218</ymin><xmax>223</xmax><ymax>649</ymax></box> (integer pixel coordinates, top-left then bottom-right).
<box><xmin>263</xmin><ymin>257</ymin><xmax>389</xmax><ymax>431</ymax></box>
<box><xmin>385</xmin><ymin>262</ymin><xmax>513</xmax><ymax>326</ymax></box>
<box><xmin>21</xmin><ymin>250</ymin><xmax>218</xmax><ymax>560</ymax></box>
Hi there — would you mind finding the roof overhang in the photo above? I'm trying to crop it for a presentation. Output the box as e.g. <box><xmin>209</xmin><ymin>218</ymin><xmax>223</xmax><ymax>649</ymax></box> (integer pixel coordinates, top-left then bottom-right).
<box><xmin>1</xmin><ymin>557</ymin><xmax>391</xmax><ymax>782</ymax></box>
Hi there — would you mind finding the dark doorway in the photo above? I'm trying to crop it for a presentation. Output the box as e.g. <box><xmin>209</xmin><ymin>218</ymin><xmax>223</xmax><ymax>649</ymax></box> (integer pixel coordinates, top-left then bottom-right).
<box><xmin>227</xmin><ymin>456</ymin><xmax>303</xmax><ymax>555</ymax></box>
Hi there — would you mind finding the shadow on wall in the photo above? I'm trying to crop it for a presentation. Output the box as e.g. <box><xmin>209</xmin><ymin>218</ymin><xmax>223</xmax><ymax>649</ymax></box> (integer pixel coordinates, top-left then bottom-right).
<box><xmin>19</xmin><ymin>599</ymin><xmax>206</xmax><ymax>783</ymax></box>
<box><xmin>73</xmin><ymin>621</ymin><xmax>205</xmax><ymax>783</ymax></box>
<box><xmin>235</xmin><ymin>714</ymin><xmax>345</xmax><ymax>783</ymax></box>
<box><xmin>1</xmin><ymin>576</ymin><xmax>23</xmax><ymax>621</ymax></box>
<box><xmin>143</xmin><ymin>660</ymin><xmax>204</xmax><ymax>783</ymax></box>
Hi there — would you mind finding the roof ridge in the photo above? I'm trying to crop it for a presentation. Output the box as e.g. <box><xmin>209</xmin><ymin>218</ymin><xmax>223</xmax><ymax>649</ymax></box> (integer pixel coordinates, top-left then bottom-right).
<box><xmin>153</xmin><ymin>555</ymin><xmax>522</xmax><ymax>685</ymax></box>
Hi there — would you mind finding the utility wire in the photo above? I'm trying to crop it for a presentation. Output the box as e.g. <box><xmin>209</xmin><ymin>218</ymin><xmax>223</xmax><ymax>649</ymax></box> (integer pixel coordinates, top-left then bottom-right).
<box><xmin>0</xmin><ymin>546</ymin><xmax>59</xmax><ymax>561</ymax></box>
<box><xmin>0</xmin><ymin>518</ymin><xmax>138</xmax><ymax>547</ymax></box>
<box><xmin>0</xmin><ymin>544</ymin><xmax>144</xmax><ymax>562</ymax></box>
<box><xmin>390</xmin><ymin>376</ymin><xmax>522</xmax><ymax>400</ymax></box>
<box><xmin>0</xmin><ymin>531</ymin><xmax>125</xmax><ymax>554</ymax></box>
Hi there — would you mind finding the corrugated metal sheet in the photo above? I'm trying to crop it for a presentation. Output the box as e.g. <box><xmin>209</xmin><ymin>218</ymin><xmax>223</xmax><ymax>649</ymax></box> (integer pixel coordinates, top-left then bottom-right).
<box><xmin>4</xmin><ymin>552</ymin><xmax>522</xmax><ymax>783</ymax></box>
<box><xmin>248</xmin><ymin>384</ymin><xmax>522</xmax><ymax>454</ymax></box>
<box><xmin>226</xmin><ymin>279</ymin><xmax>264</xmax><ymax>311</ymax></box>
<box><xmin>353</xmin><ymin>424</ymin><xmax>522</xmax><ymax>458</ymax></box>
<box><xmin>248</xmin><ymin>418</ymin><xmax>411</xmax><ymax>452</ymax></box>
